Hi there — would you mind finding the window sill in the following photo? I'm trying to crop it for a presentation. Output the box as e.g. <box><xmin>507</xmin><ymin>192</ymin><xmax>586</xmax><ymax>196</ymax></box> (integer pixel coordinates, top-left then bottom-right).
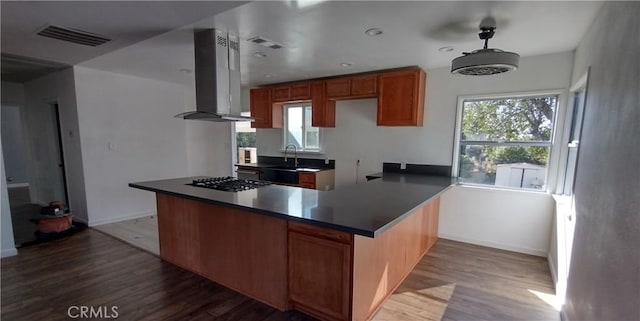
<box><xmin>456</xmin><ymin>182</ymin><xmax>551</xmax><ymax>195</ymax></box>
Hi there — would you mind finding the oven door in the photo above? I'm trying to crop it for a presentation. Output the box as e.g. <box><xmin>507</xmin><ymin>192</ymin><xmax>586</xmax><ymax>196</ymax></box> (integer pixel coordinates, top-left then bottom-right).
<box><xmin>236</xmin><ymin>168</ymin><xmax>260</xmax><ymax>180</ymax></box>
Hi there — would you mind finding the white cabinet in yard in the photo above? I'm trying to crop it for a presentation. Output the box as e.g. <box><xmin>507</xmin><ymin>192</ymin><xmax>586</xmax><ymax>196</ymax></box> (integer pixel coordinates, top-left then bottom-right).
<box><xmin>495</xmin><ymin>163</ymin><xmax>546</xmax><ymax>189</ymax></box>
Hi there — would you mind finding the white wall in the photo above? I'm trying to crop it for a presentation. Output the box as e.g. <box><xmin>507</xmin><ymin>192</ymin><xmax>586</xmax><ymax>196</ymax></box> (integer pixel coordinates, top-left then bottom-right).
<box><xmin>562</xmin><ymin>3</ymin><xmax>640</xmax><ymax>320</ymax></box>
<box><xmin>23</xmin><ymin>69</ymin><xmax>88</xmax><ymax>222</ymax></box>
<box><xmin>1</xmin><ymin>146</ymin><xmax>17</xmax><ymax>257</ymax></box>
<box><xmin>440</xmin><ymin>186</ymin><xmax>554</xmax><ymax>256</ymax></box>
<box><xmin>257</xmin><ymin>51</ymin><xmax>573</xmax><ymax>255</ymax></box>
<box><xmin>73</xmin><ymin>66</ymin><xmax>191</xmax><ymax>225</ymax></box>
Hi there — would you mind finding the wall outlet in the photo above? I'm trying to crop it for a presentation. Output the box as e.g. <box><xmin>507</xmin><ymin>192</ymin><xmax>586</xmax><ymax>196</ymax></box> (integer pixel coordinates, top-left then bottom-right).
<box><xmin>325</xmin><ymin>158</ymin><xmax>329</xmax><ymax>164</ymax></box>
<box><xmin>400</xmin><ymin>162</ymin><xmax>406</xmax><ymax>170</ymax></box>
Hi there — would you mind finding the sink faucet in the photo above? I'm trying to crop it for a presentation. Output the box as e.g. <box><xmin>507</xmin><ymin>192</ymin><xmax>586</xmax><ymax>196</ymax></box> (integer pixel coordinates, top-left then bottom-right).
<box><xmin>284</xmin><ymin>144</ymin><xmax>299</xmax><ymax>167</ymax></box>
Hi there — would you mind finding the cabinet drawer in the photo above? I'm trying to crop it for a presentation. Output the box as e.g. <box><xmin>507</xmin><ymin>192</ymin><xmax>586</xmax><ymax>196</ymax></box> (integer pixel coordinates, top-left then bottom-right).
<box><xmin>298</xmin><ymin>172</ymin><xmax>316</xmax><ymax>184</ymax></box>
<box><xmin>290</xmin><ymin>83</ymin><xmax>311</xmax><ymax>100</ymax></box>
<box><xmin>326</xmin><ymin>79</ymin><xmax>351</xmax><ymax>98</ymax></box>
<box><xmin>272</xmin><ymin>86</ymin><xmax>291</xmax><ymax>102</ymax></box>
<box><xmin>288</xmin><ymin>221</ymin><xmax>352</xmax><ymax>244</ymax></box>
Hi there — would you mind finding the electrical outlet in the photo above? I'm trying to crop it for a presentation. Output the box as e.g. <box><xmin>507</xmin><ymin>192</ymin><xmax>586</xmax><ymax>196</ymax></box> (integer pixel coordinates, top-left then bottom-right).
<box><xmin>400</xmin><ymin>162</ymin><xmax>406</xmax><ymax>170</ymax></box>
<box><xmin>325</xmin><ymin>158</ymin><xmax>329</xmax><ymax>165</ymax></box>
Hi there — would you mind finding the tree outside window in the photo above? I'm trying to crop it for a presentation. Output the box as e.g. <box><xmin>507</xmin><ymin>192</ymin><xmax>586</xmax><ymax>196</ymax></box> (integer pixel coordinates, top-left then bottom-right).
<box><xmin>457</xmin><ymin>94</ymin><xmax>558</xmax><ymax>190</ymax></box>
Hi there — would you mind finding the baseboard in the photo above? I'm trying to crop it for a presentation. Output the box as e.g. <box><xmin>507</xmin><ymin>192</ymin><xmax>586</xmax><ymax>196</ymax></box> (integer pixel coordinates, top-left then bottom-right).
<box><xmin>548</xmin><ymin>253</ymin><xmax>558</xmax><ymax>290</ymax></box>
<box><xmin>89</xmin><ymin>210</ymin><xmax>156</xmax><ymax>227</ymax></box>
<box><xmin>438</xmin><ymin>233</ymin><xmax>547</xmax><ymax>257</ymax></box>
<box><xmin>1</xmin><ymin>247</ymin><xmax>18</xmax><ymax>258</ymax></box>
<box><xmin>7</xmin><ymin>183</ymin><xmax>29</xmax><ymax>188</ymax></box>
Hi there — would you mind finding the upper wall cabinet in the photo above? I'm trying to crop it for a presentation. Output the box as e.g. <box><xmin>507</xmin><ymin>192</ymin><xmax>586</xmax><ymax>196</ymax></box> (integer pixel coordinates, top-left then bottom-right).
<box><xmin>326</xmin><ymin>74</ymin><xmax>377</xmax><ymax>99</ymax></box>
<box><xmin>272</xmin><ymin>83</ymin><xmax>311</xmax><ymax>102</ymax></box>
<box><xmin>250</xmin><ymin>87</ymin><xmax>283</xmax><ymax>128</ymax></box>
<box><xmin>311</xmin><ymin>82</ymin><xmax>335</xmax><ymax>128</ymax></box>
<box><xmin>377</xmin><ymin>68</ymin><xmax>425</xmax><ymax>126</ymax></box>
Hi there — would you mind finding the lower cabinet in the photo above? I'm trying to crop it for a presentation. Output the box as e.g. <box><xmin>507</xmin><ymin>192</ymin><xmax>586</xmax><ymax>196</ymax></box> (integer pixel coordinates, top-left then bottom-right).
<box><xmin>288</xmin><ymin>223</ymin><xmax>352</xmax><ymax>321</ymax></box>
<box><xmin>156</xmin><ymin>194</ymin><xmax>203</xmax><ymax>274</ymax></box>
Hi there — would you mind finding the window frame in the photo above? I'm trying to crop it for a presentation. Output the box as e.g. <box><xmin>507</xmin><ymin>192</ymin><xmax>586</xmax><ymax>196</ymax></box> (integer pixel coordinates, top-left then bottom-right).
<box><xmin>452</xmin><ymin>90</ymin><xmax>564</xmax><ymax>192</ymax></box>
<box><xmin>282</xmin><ymin>103</ymin><xmax>322</xmax><ymax>152</ymax></box>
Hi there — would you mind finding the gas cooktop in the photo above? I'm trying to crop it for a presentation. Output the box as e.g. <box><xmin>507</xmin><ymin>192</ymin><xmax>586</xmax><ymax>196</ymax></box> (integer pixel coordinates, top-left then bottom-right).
<box><xmin>188</xmin><ymin>177</ymin><xmax>271</xmax><ymax>192</ymax></box>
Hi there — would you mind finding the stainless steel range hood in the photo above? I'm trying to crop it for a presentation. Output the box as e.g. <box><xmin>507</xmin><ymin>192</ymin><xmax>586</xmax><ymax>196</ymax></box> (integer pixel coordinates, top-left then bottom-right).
<box><xmin>175</xmin><ymin>29</ymin><xmax>253</xmax><ymax>122</ymax></box>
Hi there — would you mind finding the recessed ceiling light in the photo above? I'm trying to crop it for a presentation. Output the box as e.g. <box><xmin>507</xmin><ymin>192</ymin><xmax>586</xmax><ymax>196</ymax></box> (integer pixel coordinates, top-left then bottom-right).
<box><xmin>265</xmin><ymin>74</ymin><xmax>273</xmax><ymax>78</ymax></box>
<box><xmin>438</xmin><ymin>46</ymin><xmax>454</xmax><ymax>52</ymax></box>
<box><xmin>340</xmin><ymin>62</ymin><xmax>353</xmax><ymax>67</ymax></box>
<box><xmin>365</xmin><ymin>28</ymin><xmax>383</xmax><ymax>36</ymax></box>
<box><xmin>179</xmin><ymin>68</ymin><xmax>192</xmax><ymax>74</ymax></box>
<box><xmin>253</xmin><ymin>52</ymin><xmax>268</xmax><ymax>58</ymax></box>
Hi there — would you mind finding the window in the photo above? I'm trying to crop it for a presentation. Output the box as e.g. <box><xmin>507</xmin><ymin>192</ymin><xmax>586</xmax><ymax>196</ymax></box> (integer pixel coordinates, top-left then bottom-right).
<box><xmin>284</xmin><ymin>104</ymin><xmax>320</xmax><ymax>151</ymax></box>
<box><xmin>234</xmin><ymin>112</ymin><xmax>257</xmax><ymax>164</ymax></box>
<box><xmin>454</xmin><ymin>93</ymin><xmax>559</xmax><ymax>190</ymax></box>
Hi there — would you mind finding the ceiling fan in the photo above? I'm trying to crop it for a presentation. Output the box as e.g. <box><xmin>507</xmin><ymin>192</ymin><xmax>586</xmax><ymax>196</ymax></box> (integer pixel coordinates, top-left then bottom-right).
<box><xmin>451</xmin><ymin>17</ymin><xmax>520</xmax><ymax>76</ymax></box>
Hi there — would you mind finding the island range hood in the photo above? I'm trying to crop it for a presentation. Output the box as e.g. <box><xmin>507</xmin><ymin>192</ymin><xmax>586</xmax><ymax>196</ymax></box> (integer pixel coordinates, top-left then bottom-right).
<box><xmin>175</xmin><ymin>29</ymin><xmax>253</xmax><ymax>122</ymax></box>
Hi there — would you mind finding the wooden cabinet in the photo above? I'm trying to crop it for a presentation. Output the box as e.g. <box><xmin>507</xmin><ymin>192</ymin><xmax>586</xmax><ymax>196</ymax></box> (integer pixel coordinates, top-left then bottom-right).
<box><xmin>156</xmin><ymin>194</ymin><xmax>203</xmax><ymax>274</ymax></box>
<box><xmin>290</xmin><ymin>83</ymin><xmax>311</xmax><ymax>100</ymax></box>
<box><xmin>377</xmin><ymin>68</ymin><xmax>426</xmax><ymax>126</ymax></box>
<box><xmin>350</xmin><ymin>75</ymin><xmax>377</xmax><ymax>97</ymax></box>
<box><xmin>298</xmin><ymin>172</ymin><xmax>316</xmax><ymax>189</ymax></box>
<box><xmin>250</xmin><ymin>87</ymin><xmax>283</xmax><ymax>128</ymax></box>
<box><xmin>311</xmin><ymin>82</ymin><xmax>336</xmax><ymax>128</ymax></box>
<box><xmin>288</xmin><ymin>223</ymin><xmax>352</xmax><ymax>321</ymax></box>
<box><xmin>326</xmin><ymin>75</ymin><xmax>377</xmax><ymax>99</ymax></box>
<box><xmin>272</xmin><ymin>86</ymin><xmax>291</xmax><ymax>102</ymax></box>
<box><xmin>326</xmin><ymin>78</ymin><xmax>351</xmax><ymax>98</ymax></box>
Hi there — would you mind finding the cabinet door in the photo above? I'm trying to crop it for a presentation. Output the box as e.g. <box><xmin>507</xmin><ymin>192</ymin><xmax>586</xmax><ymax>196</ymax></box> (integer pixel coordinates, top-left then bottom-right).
<box><xmin>350</xmin><ymin>75</ymin><xmax>377</xmax><ymax>97</ymax></box>
<box><xmin>326</xmin><ymin>78</ymin><xmax>351</xmax><ymax>98</ymax></box>
<box><xmin>377</xmin><ymin>69</ymin><xmax>425</xmax><ymax>126</ymax></box>
<box><xmin>272</xmin><ymin>86</ymin><xmax>291</xmax><ymax>102</ymax></box>
<box><xmin>290</xmin><ymin>83</ymin><xmax>311</xmax><ymax>100</ymax></box>
<box><xmin>289</xmin><ymin>231</ymin><xmax>351</xmax><ymax>321</ymax></box>
<box><xmin>298</xmin><ymin>172</ymin><xmax>316</xmax><ymax>189</ymax></box>
<box><xmin>156</xmin><ymin>194</ymin><xmax>202</xmax><ymax>274</ymax></box>
<box><xmin>251</xmin><ymin>88</ymin><xmax>282</xmax><ymax>128</ymax></box>
<box><xmin>311</xmin><ymin>82</ymin><xmax>336</xmax><ymax>127</ymax></box>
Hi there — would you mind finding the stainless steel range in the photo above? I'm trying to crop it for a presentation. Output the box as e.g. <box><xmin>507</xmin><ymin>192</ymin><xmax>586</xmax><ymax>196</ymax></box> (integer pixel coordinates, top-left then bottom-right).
<box><xmin>188</xmin><ymin>177</ymin><xmax>271</xmax><ymax>192</ymax></box>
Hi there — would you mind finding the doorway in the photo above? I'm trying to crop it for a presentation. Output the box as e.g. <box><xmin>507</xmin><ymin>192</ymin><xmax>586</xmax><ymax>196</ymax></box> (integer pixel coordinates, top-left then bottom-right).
<box><xmin>1</xmin><ymin>102</ymin><xmax>69</xmax><ymax>246</ymax></box>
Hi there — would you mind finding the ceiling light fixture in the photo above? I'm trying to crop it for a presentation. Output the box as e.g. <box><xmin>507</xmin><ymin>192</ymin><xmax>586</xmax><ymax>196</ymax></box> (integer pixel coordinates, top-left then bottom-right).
<box><xmin>179</xmin><ymin>68</ymin><xmax>192</xmax><ymax>74</ymax></box>
<box><xmin>451</xmin><ymin>17</ymin><xmax>520</xmax><ymax>76</ymax></box>
<box><xmin>365</xmin><ymin>28</ymin><xmax>383</xmax><ymax>36</ymax></box>
<box><xmin>438</xmin><ymin>46</ymin><xmax>454</xmax><ymax>52</ymax></box>
<box><xmin>340</xmin><ymin>62</ymin><xmax>353</xmax><ymax>67</ymax></box>
<box><xmin>253</xmin><ymin>52</ymin><xmax>268</xmax><ymax>58</ymax></box>
<box><xmin>265</xmin><ymin>74</ymin><xmax>273</xmax><ymax>78</ymax></box>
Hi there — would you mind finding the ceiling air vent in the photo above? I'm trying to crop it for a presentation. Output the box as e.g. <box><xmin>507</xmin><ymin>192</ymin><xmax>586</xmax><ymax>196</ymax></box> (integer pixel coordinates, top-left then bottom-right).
<box><xmin>37</xmin><ymin>25</ymin><xmax>111</xmax><ymax>47</ymax></box>
<box><xmin>247</xmin><ymin>36</ymin><xmax>283</xmax><ymax>49</ymax></box>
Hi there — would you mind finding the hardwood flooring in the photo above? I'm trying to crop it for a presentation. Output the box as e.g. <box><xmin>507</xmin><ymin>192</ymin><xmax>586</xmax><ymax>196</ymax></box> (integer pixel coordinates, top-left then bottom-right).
<box><xmin>1</xmin><ymin>229</ymin><xmax>559</xmax><ymax>321</ymax></box>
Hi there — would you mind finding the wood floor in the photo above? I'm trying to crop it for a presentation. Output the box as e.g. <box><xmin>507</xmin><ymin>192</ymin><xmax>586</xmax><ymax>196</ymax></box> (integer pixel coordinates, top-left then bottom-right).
<box><xmin>1</xmin><ymin>229</ymin><xmax>559</xmax><ymax>321</ymax></box>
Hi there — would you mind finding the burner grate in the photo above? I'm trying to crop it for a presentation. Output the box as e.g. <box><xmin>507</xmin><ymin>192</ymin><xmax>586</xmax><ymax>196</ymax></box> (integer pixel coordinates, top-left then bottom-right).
<box><xmin>188</xmin><ymin>177</ymin><xmax>271</xmax><ymax>192</ymax></box>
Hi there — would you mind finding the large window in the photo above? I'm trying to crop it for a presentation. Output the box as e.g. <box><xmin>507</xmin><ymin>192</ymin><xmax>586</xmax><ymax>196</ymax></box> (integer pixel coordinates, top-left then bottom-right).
<box><xmin>454</xmin><ymin>93</ymin><xmax>559</xmax><ymax>190</ymax></box>
<box><xmin>284</xmin><ymin>104</ymin><xmax>320</xmax><ymax>151</ymax></box>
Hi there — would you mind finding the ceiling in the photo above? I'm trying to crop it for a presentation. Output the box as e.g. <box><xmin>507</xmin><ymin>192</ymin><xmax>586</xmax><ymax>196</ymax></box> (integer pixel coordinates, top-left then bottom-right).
<box><xmin>1</xmin><ymin>1</ymin><xmax>602</xmax><ymax>86</ymax></box>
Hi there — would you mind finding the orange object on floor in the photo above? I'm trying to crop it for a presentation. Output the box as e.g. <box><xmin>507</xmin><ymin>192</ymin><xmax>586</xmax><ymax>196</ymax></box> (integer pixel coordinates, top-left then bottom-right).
<box><xmin>36</xmin><ymin>215</ymin><xmax>73</xmax><ymax>233</ymax></box>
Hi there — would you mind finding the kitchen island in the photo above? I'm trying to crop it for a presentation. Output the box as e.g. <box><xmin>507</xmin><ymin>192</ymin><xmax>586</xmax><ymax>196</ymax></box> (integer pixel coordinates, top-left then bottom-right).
<box><xmin>130</xmin><ymin>173</ymin><xmax>453</xmax><ymax>321</ymax></box>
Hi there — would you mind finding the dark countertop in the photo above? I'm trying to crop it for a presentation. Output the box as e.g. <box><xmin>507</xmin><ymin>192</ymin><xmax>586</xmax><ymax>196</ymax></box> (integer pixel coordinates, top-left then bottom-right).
<box><xmin>236</xmin><ymin>163</ymin><xmax>334</xmax><ymax>172</ymax></box>
<box><xmin>129</xmin><ymin>173</ymin><xmax>455</xmax><ymax>237</ymax></box>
